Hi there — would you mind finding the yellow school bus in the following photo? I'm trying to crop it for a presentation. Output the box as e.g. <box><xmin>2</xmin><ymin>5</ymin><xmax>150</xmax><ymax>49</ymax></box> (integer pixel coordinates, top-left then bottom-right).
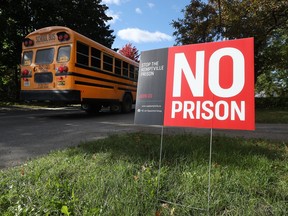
<box><xmin>20</xmin><ymin>26</ymin><xmax>139</xmax><ymax>113</ymax></box>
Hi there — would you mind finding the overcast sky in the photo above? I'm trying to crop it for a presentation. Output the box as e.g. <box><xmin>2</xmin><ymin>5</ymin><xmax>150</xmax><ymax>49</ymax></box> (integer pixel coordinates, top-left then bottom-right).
<box><xmin>102</xmin><ymin>0</ymin><xmax>190</xmax><ymax>52</ymax></box>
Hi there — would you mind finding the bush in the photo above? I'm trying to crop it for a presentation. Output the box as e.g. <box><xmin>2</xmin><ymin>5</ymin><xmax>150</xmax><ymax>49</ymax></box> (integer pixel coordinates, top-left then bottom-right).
<box><xmin>255</xmin><ymin>97</ymin><xmax>288</xmax><ymax>109</ymax></box>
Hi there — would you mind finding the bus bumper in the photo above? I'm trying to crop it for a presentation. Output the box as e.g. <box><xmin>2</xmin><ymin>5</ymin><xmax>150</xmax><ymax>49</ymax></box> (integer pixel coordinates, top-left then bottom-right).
<box><xmin>20</xmin><ymin>90</ymin><xmax>81</xmax><ymax>103</ymax></box>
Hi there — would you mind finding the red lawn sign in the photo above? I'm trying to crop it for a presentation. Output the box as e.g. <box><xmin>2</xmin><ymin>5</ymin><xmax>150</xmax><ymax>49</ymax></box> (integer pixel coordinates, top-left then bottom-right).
<box><xmin>135</xmin><ymin>38</ymin><xmax>255</xmax><ymax>130</ymax></box>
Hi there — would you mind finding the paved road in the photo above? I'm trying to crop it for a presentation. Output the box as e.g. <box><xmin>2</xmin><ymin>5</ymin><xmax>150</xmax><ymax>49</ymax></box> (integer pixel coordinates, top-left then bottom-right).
<box><xmin>0</xmin><ymin>106</ymin><xmax>287</xmax><ymax>169</ymax></box>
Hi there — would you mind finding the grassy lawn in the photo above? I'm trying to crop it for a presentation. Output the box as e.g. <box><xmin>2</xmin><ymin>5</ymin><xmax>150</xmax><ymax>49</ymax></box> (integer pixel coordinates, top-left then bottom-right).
<box><xmin>1</xmin><ymin>133</ymin><xmax>287</xmax><ymax>215</ymax></box>
<box><xmin>256</xmin><ymin>108</ymin><xmax>288</xmax><ymax>124</ymax></box>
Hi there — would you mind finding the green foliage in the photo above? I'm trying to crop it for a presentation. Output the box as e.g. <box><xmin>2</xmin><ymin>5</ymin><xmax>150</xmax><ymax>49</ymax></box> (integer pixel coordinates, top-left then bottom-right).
<box><xmin>256</xmin><ymin>71</ymin><xmax>288</xmax><ymax>97</ymax></box>
<box><xmin>255</xmin><ymin>98</ymin><xmax>288</xmax><ymax>123</ymax></box>
<box><xmin>172</xmin><ymin>0</ymin><xmax>288</xmax><ymax>83</ymax></box>
<box><xmin>255</xmin><ymin>28</ymin><xmax>288</xmax><ymax>97</ymax></box>
<box><xmin>0</xmin><ymin>0</ymin><xmax>115</xmax><ymax>101</ymax></box>
<box><xmin>256</xmin><ymin>97</ymin><xmax>288</xmax><ymax>109</ymax></box>
<box><xmin>1</xmin><ymin>133</ymin><xmax>287</xmax><ymax>215</ymax></box>
<box><xmin>61</xmin><ymin>205</ymin><xmax>71</xmax><ymax>216</ymax></box>
<box><xmin>171</xmin><ymin>0</ymin><xmax>218</xmax><ymax>44</ymax></box>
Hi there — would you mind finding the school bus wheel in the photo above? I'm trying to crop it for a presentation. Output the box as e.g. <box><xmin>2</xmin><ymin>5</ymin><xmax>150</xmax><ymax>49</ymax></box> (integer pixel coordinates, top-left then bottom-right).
<box><xmin>121</xmin><ymin>93</ymin><xmax>132</xmax><ymax>113</ymax></box>
<box><xmin>81</xmin><ymin>103</ymin><xmax>102</xmax><ymax>114</ymax></box>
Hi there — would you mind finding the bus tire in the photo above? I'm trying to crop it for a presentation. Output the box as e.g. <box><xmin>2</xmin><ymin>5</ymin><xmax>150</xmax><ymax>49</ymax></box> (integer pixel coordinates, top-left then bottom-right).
<box><xmin>121</xmin><ymin>94</ymin><xmax>132</xmax><ymax>113</ymax></box>
<box><xmin>81</xmin><ymin>103</ymin><xmax>101</xmax><ymax>114</ymax></box>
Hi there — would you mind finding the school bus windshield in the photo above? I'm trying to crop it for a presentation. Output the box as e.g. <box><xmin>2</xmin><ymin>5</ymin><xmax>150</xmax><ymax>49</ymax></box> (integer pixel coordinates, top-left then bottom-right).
<box><xmin>22</xmin><ymin>51</ymin><xmax>33</xmax><ymax>66</ymax></box>
<box><xmin>57</xmin><ymin>46</ymin><xmax>71</xmax><ymax>62</ymax></box>
<box><xmin>35</xmin><ymin>48</ymin><xmax>54</xmax><ymax>64</ymax></box>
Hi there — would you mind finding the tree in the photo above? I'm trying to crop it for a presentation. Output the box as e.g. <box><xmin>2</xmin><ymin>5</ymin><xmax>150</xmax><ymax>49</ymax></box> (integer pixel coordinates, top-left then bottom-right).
<box><xmin>172</xmin><ymin>0</ymin><xmax>218</xmax><ymax>44</ymax></box>
<box><xmin>171</xmin><ymin>0</ymin><xmax>288</xmax><ymax>84</ymax></box>
<box><xmin>0</xmin><ymin>0</ymin><xmax>115</xmax><ymax>101</ymax></box>
<box><xmin>256</xmin><ymin>70</ymin><xmax>288</xmax><ymax>97</ymax></box>
<box><xmin>255</xmin><ymin>27</ymin><xmax>288</xmax><ymax>97</ymax></box>
<box><xmin>118</xmin><ymin>43</ymin><xmax>140</xmax><ymax>62</ymax></box>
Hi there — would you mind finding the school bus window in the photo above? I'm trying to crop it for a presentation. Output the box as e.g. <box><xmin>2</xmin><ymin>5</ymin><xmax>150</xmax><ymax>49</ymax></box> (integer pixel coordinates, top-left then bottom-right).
<box><xmin>115</xmin><ymin>58</ymin><xmax>122</xmax><ymax>75</ymax></box>
<box><xmin>130</xmin><ymin>64</ymin><xmax>135</xmax><ymax>79</ymax></box>
<box><xmin>22</xmin><ymin>51</ymin><xmax>33</xmax><ymax>65</ymax></box>
<box><xmin>57</xmin><ymin>46</ymin><xmax>71</xmax><ymax>62</ymax></box>
<box><xmin>91</xmin><ymin>47</ymin><xmax>101</xmax><ymax>68</ymax></box>
<box><xmin>134</xmin><ymin>67</ymin><xmax>139</xmax><ymax>80</ymax></box>
<box><xmin>103</xmin><ymin>53</ymin><xmax>113</xmax><ymax>72</ymax></box>
<box><xmin>35</xmin><ymin>48</ymin><xmax>54</xmax><ymax>64</ymax></box>
<box><xmin>76</xmin><ymin>41</ymin><xmax>89</xmax><ymax>66</ymax></box>
<box><xmin>123</xmin><ymin>61</ymin><xmax>128</xmax><ymax>77</ymax></box>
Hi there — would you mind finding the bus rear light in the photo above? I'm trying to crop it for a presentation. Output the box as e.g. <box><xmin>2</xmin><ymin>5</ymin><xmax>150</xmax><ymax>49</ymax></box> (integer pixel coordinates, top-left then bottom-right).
<box><xmin>22</xmin><ymin>69</ymin><xmax>29</xmax><ymax>76</ymax></box>
<box><xmin>57</xmin><ymin>32</ymin><xmax>70</xmax><ymax>42</ymax></box>
<box><xmin>23</xmin><ymin>38</ymin><xmax>34</xmax><ymax>47</ymax></box>
<box><xmin>58</xmin><ymin>66</ymin><xmax>68</xmax><ymax>73</ymax></box>
<box><xmin>63</xmin><ymin>66</ymin><xmax>68</xmax><ymax>72</ymax></box>
<box><xmin>64</xmin><ymin>34</ymin><xmax>69</xmax><ymax>40</ymax></box>
<box><xmin>58</xmin><ymin>66</ymin><xmax>64</xmax><ymax>73</ymax></box>
<box><xmin>58</xmin><ymin>35</ymin><xmax>63</xmax><ymax>41</ymax></box>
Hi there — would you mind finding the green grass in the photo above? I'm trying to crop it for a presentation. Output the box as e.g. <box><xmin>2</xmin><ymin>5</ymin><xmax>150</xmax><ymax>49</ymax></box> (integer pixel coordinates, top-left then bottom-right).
<box><xmin>1</xmin><ymin>133</ymin><xmax>287</xmax><ymax>215</ymax></box>
<box><xmin>256</xmin><ymin>108</ymin><xmax>288</xmax><ymax>123</ymax></box>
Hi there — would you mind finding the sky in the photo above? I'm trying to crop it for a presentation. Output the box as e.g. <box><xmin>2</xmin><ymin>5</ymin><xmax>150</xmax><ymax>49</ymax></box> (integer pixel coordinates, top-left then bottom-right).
<box><xmin>102</xmin><ymin>0</ymin><xmax>191</xmax><ymax>53</ymax></box>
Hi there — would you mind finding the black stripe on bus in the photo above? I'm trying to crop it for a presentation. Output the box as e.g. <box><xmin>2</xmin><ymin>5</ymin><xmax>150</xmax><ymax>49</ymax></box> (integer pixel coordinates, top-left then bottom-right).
<box><xmin>118</xmin><ymin>88</ymin><xmax>136</xmax><ymax>92</ymax></box>
<box><xmin>65</xmin><ymin>71</ymin><xmax>137</xmax><ymax>89</ymax></box>
<box><xmin>118</xmin><ymin>87</ymin><xmax>136</xmax><ymax>92</ymax></box>
<box><xmin>75</xmin><ymin>80</ymin><xmax>136</xmax><ymax>93</ymax></box>
<box><xmin>75</xmin><ymin>63</ymin><xmax>138</xmax><ymax>83</ymax></box>
<box><xmin>75</xmin><ymin>81</ymin><xmax>114</xmax><ymax>89</ymax></box>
